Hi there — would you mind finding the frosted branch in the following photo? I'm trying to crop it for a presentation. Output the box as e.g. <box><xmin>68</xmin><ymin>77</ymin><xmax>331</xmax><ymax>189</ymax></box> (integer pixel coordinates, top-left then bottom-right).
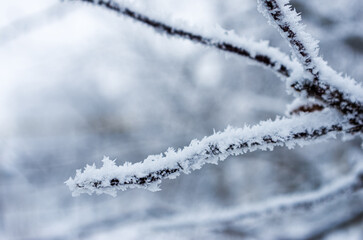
<box><xmin>66</xmin><ymin>111</ymin><xmax>359</xmax><ymax>196</ymax></box>
<box><xmin>258</xmin><ymin>0</ymin><xmax>363</xmax><ymax>127</ymax></box>
<box><xmin>67</xmin><ymin>0</ymin><xmax>299</xmax><ymax>78</ymax></box>
<box><xmin>257</xmin><ymin>0</ymin><xmax>319</xmax><ymax>76</ymax></box>
<box><xmin>64</xmin><ymin>0</ymin><xmax>363</xmax><ymax>199</ymax></box>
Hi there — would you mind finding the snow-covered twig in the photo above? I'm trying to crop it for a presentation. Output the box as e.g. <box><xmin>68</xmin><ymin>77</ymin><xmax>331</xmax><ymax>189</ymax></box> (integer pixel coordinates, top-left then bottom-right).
<box><xmin>66</xmin><ymin>111</ymin><xmax>359</xmax><ymax>196</ymax></box>
<box><xmin>257</xmin><ymin>0</ymin><xmax>319</xmax><ymax>76</ymax></box>
<box><xmin>258</xmin><ymin>0</ymin><xmax>363</xmax><ymax>126</ymax></box>
<box><xmin>67</xmin><ymin>0</ymin><xmax>298</xmax><ymax>78</ymax></box>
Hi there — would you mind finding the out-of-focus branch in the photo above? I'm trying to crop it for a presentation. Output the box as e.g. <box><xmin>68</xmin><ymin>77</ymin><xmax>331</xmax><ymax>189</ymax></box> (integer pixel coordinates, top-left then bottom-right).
<box><xmin>151</xmin><ymin>164</ymin><xmax>363</xmax><ymax>230</ymax></box>
<box><xmin>0</xmin><ymin>3</ymin><xmax>74</xmax><ymax>46</ymax></box>
<box><xmin>300</xmin><ymin>207</ymin><xmax>363</xmax><ymax>240</ymax></box>
<box><xmin>287</xmin><ymin>98</ymin><xmax>324</xmax><ymax>115</ymax></box>
<box><xmin>67</xmin><ymin>0</ymin><xmax>297</xmax><ymax>78</ymax></box>
<box><xmin>290</xmin><ymin>104</ymin><xmax>324</xmax><ymax>115</ymax></box>
<box><xmin>66</xmin><ymin>111</ymin><xmax>359</xmax><ymax>196</ymax></box>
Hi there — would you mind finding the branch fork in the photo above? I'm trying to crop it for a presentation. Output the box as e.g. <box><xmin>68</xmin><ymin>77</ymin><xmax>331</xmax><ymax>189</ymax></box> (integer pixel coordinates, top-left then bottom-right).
<box><xmin>65</xmin><ymin>0</ymin><xmax>363</xmax><ymax>201</ymax></box>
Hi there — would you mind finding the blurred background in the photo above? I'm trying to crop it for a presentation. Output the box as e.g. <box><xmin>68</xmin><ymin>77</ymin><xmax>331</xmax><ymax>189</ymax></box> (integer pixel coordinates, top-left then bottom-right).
<box><xmin>0</xmin><ymin>0</ymin><xmax>362</xmax><ymax>239</ymax></box>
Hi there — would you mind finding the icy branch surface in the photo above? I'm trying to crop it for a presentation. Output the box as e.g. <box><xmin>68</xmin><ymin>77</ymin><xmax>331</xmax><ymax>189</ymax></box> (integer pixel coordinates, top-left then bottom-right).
<box><xmin>66</xmin><ymin>111</ymin><xmax>356</xmax><ymax>196</ymax></box>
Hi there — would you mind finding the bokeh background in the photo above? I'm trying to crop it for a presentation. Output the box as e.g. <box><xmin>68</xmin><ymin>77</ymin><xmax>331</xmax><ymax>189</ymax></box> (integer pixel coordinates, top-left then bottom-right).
<box><xmin>0</xmin><ymin>0</ymin><xmax>363</xmax><ymax>239</ymax></box>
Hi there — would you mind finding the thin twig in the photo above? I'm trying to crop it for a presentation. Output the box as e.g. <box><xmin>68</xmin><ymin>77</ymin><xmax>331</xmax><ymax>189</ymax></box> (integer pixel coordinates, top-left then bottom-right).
<box><xmin>68</xmin><ymin>0</ymin><xmax>295</xmax><ymax>78</ymax></box>
<box><xmin>66</xmin><ymin>111</ymin><xmax>358</xmax><ymax>196</ymax></box>
<box><xmin>258</xmin><ymin>0</ymin><xmax>319</xmax><ymax>78</ymax></box>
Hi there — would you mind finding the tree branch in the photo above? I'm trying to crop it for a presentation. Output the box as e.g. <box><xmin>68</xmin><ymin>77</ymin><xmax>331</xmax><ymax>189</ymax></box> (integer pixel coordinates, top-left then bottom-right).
<box><xmin>258</xmin><ymin>0</ymin><xmax>363</xmax><ymax>128</ymax></box>
<box><xmin>67</xmin><ymin>0</ymin><xmax>298</xmax><ymax>78</ymax></box>
<box><xmin>257</xmin><ymin>0</ymin><xmax>319</xmax><ymax>77</ymax></box>
<box><xmin>65</xmin><ymin>0</ymin><xmax>363</xmax><ymax>199</ymax></box>
<box><xmin>68</xmin><ymin>0</ymin><xmax>363</xmax><ymax>128</ymax></box>
<box><xmin>66</xmin><ymin>111</ymin><xmax>359</xmax><ymax>196</ymax></box>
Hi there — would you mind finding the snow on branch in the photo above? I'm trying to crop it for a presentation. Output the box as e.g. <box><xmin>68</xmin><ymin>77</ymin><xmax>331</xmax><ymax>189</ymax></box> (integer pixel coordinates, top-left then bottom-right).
<box><xmin>67</xmin><ymin>0</ymin><xmax>300</xmax><ymax>78</ymax></box>
<box><xmin>66</xmin><ymin>111</ymin><xmax>358</xmax><ymax>196</ymax></box>
<box><xmin>64</xmin><ymin>0</ymin><xmax>363</xmax><ymax>200</ymax></box>
<box><xmin>291</xmin><ymin>80</ymin><xmax>363</xmax><ymax>128</ymax></box>
<box><xmin>258</xmin><ymin>0</ymin><xmax>363</xmax><ymax>126</ymax></box>
<box><xmin>257</xmin><ymin>0</ymin><xmax>319</xmax><ymax>76</ymax></box>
